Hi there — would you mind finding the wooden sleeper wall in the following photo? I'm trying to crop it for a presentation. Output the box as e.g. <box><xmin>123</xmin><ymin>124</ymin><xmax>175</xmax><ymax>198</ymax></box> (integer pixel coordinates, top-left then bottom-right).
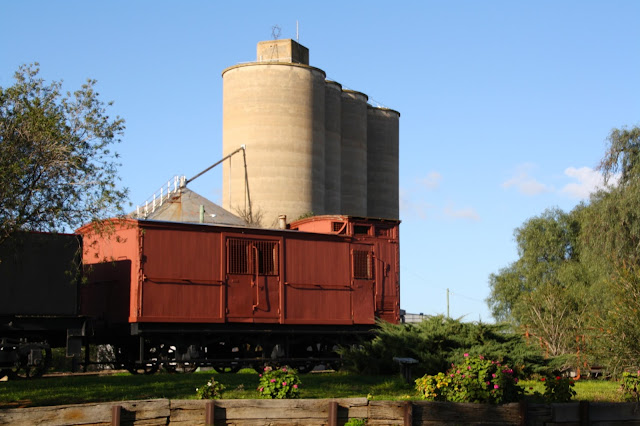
<box><xmin>2</xmin><ymin>398</ymin><xmax>640</xmax><ymax>425</ymax></box>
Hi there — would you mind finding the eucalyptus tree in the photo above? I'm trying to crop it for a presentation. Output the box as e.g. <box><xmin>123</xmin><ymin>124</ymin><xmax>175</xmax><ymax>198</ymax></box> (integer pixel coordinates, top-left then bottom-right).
<box><xmin>0</xmin><ymin>64</ymin><xmax>128</xmax><ymax>244</ymax></box>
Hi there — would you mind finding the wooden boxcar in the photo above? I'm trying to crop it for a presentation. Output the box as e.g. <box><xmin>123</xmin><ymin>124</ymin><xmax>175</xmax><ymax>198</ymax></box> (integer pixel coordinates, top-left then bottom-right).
<box><xmin>0</xmin><ymin>232</ymin><xmax>86</xmax><ymax>378</ymax></box>
<box><xmin>78</xmin><ymin>215</ymin><xmax>399</xmax><ymax>372</ymax></box>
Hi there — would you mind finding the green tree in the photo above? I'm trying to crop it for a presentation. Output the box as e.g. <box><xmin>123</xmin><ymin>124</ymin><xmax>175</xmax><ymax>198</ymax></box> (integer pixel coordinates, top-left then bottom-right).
<box><xmin>487</xmin><ymin>264</ymin><xmax>523</xmax><ymax>323</ymax></box>
<box><xmin>0</xmin><ymin>64</ymin><xmax>127</xmax><ymax>243</ymax></box>
<box><xmin>579</xmin><ymin>126</ymin><xmax>640</xmax><ymax>373</ymax></box>
<box><xmin>581</xmin><ymin>126</ymin><xmax>640</xmax><ymax>270</ymax></box>
<box><xmin>487</xmin><ymin>208</ymin><xmax>591</xmax><ymax>357</ymax></box>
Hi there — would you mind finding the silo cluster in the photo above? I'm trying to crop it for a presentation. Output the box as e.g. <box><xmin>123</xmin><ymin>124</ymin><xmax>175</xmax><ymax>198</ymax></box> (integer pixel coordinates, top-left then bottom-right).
<box><xmin>222</xmin><ymin>39</ymin><xmax>399</xmax><ymax>227</ymax></box>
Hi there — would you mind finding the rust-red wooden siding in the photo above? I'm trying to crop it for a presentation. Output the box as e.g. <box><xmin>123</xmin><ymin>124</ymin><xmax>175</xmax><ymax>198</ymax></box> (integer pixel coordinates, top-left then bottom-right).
<box><xmin>79</xmin><ymin>223</ymin><xmax>140</xmax><ymax>324</ymax></box>
<box><xmin>284</xmin><ymin>238</ymin><xmax>353</xmax><ymax>324</ymax></box>
<box><xmin>79</xmin><ymin>216</ymin><xmax>400</xmax><ymax>326</ymax></box>
<box><xmin>140</xmin><ymin>228</ymin><xmax>224</xmax><ymax>322</ymax></box>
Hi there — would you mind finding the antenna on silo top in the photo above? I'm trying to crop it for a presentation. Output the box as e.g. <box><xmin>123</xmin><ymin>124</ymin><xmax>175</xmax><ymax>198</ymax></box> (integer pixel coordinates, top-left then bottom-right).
<box><xmin>271</xmin><ymin>25</ymin><xmax>281</xmax><ymax>40</ymax></box>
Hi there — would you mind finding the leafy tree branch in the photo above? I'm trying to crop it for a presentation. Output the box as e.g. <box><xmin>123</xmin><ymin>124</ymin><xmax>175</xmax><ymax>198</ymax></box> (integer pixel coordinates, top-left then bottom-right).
<box><xmin>0</xmin><ymin>64</ymin><xmax>128</xmax><ymax>243</ymax></box>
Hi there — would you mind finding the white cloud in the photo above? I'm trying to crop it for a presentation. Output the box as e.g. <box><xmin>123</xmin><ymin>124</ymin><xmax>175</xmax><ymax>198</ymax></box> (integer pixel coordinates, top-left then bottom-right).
<box><xmin>417</xmin><ymin>171</ymin><xmax>442</xmax><ymax>190</ymax></box>
<box><xmin>443</xmin><ymin>203</ymin><xmax>480</xmax><ymax>221</ymax></box>
<box><xmin>501</xmin><ymin>164</ymin><xmax>552</xmax><ymax>195</ymax></box>
<box><xmin>399</xmin><ymin>187</ymin><xmax>432</xmax><ymax>219</ymax></box>
<box><xmin>401</xmin><ymin>173</ymin><xmax>479</xmax><ymax>222</ymax></box>
<box><xmin>560</xmin><ymin>166</ymin><xmax>619</xmax><ymax>199</ymax></box>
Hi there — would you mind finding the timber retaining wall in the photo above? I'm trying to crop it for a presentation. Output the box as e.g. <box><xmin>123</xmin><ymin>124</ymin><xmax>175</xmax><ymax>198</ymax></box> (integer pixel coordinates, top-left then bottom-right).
<box><xmin>1</xmin><ymin>398</ymin><xmax>640</xmax><ymax>425</ymax></box>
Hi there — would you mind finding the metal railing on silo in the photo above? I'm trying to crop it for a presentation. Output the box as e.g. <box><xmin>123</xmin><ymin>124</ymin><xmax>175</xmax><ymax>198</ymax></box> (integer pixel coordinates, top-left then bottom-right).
<box><xmin>134</xmin><ymin>175</ymin><xmax>185</xmax><ymax>219</ymax></box>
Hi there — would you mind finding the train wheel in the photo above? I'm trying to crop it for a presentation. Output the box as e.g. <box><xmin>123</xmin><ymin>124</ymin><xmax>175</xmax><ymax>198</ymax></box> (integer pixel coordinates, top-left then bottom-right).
<box><xmin>127</xmin><ymin>362</ymin><xmax>160</xmax><ymax>375</ymax></box>
<box><xmin>164</xmin><ymin>362</ymin><xmax>198</xmax><ymax>374</ymax></box>
<box><xmin>129</xmin><ymin>343</ymin><xmax>160</xmax><ymax>375</ymax></box>
<box><xmin>160</xmin><ymin>345</ymin><xmax>198</xmax><ymax>374</ymax></box>
<box><xmin>213</xmin><ymin>365</ymin><xmax>241</xmax><ymax>374</ymax></box>
<box><xmin>114</xmin><ymin>343</ymin><xmax>160</xmax><ymax>375</ymax></box>
<box><xmin>7</xmin><ymin>345</ymin><xmax>52</xmax><ymax>379</ymax></box>
<box><xmin>208</xmin><ymin>340</ymin><xmax>244</xmax><ymax>373</ymax></box>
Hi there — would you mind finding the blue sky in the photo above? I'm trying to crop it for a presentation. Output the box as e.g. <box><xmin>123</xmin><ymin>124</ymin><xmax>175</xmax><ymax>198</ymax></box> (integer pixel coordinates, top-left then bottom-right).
<box><xmin>2</xmin><ymin>1</ymin><xmax>639</xmax><ymax>322</ymax></box>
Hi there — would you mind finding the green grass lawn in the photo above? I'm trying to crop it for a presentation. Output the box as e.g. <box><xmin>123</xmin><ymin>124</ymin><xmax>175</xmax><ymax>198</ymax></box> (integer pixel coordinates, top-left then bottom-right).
<box><xmin>520</xmin><ymin>378</ymin><xmax>626</xmax><ymax>403</ymax></box>
<box><xmin>0</xmin><ymin>369</ymin><xmax>627</xmax><ymax>408</ymax></box>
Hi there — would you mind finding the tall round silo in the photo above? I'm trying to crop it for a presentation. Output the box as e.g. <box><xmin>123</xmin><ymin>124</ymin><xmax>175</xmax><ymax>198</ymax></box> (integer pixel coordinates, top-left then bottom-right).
<box><xmin>222</xmin><ymin>40</ymin><xmax>326</xmax><ymax>227</ymax></box>
<box><xmin>340</xmin><ymin>90</ymin><xmax>368</xmax><ymax>217</ymax></box>
<box><xmin>324</xmin><ymin>80</ymin><xmax>342</xmax><ymax>214</ymax></box>
<box><xmin>367</xmin><ymin>106</ymin><xmax>400</xmax><ymax>219</ymax></box>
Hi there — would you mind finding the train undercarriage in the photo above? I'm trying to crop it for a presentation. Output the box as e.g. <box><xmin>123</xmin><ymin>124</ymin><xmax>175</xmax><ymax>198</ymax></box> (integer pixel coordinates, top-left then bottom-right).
<box><xmin>1</xmin><ymin>322</ymin><xmax>374</xmax><ymax>378</ymax></box>
<box><xmin>103</xmin><ymin>323</ymin><xmax>374</xmax><ymax>375</ymax></box>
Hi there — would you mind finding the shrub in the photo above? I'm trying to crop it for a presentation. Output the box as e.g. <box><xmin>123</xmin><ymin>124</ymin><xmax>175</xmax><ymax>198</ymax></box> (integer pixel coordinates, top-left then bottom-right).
<box><xmin>257</xmin><ymin>366</ymin><xmax>301</xmax><ymax>399</ymax></box>
<box><xmin>621</xmin><ymin>371</ymin><xmax>640</xmax><ymax>402</ymax></box>
<box><xmin>340</xmin><ymin>317</ymin><xmax>549</xmax><ymax>377</ymax></box>
<box><xmin>539</xmin><ymin>375</ymin><xmax>577</xmax><ymax>403</ymax></box>
<box><xmin>344</xmin><ymin>419</ymin><xmax>367</xmax><ymax>426</ymax></box>
<box><xmin>196</xmin><ymin>377</ymin><xmax>226</xmax><ymax>399</ymax></box>
<box><xmin>416</xmin><ymin>354</ymin><xmax>524</xmax><ymax>404</ymax></box>
<box><xmin>415</xmin><ymin>372</ymin><xmax>451</xmax><ymax>401</ymax></box>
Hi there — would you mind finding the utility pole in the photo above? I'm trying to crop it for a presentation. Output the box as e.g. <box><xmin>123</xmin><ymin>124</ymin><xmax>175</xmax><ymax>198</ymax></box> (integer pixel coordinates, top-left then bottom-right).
<box><xmin>446</xmin><ymin>288</ymin><xmax>450</xmax><ymax>318</ymax></box>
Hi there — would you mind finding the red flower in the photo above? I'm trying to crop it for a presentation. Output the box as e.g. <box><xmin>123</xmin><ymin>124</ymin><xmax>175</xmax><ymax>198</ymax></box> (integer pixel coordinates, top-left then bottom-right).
<box><xmin>541</xmin><ymin>377</ymin><xmax>546</xmax><ymax>381</ymax></box>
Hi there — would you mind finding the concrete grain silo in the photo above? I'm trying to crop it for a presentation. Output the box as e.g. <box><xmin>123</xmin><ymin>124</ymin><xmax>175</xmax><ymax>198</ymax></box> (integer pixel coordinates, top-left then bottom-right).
<box><xmin>339</xmin><ymin>90</ymin><xmax>368</xmax><ymax>217</ymax></box>
<box><xmin>324</xmin><ymin>80</ymin><xmax>342</xmax><ymax>214</ymax></box>
<box><xmin>221</xmin><ymin>38</ymin><xmax>400</xmax><ymax>227</ymax></box>
<box><xmin>222</xmin><ymin>39</ymin><xmax>326</xmax><ymax>227</ymax></box>
<box><xmin>367</xmin><ymin>107</ymin><xmax>400</xmax><ymax>219</ymax></box>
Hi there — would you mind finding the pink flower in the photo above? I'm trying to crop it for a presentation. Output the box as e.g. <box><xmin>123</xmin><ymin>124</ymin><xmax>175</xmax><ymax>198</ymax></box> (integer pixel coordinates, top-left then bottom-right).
<box><xmin>270</xmin><ymin>379</ymin><xmax>276</xmax><ymax>383</ymax></box>
<box><xmin>293</xmin><ymin>384</ymin><xmax>298</xmax><ymax>389</ymax></box>
<box><xmin>282</xmin><ymin>382</ymin><xmax>287</xmax><ymax>386</ymax></box>
<box><xmin>282</xmin><ymin>368</ymin><xmax>287</xmax><ymax>372</ymax></box>
<box><xmin>514</xmin><ymin>378</ymin><xmax>519</xmax><ymax>383</ymax></box>
<box><xmin>456</xmin><ymin>370</ymin><xmax>461</xmax><ymax>374</ymax></box>
<box><xmin>258</xmin><ymin>387</ymin><xmax>264</xmax><ymax>392</ymax></box>
<box><xmin>479</xmin><ymin>355</ymin><xmax>484</xmax><ymax>359</ymax></box>
<box><xmin>494</xmin><ymin>384</ymin><xmax>499</xmax><ymax>389</ymax></box>
<box><xmin>467</xmin><ymin>366</ymin><xmax>471</xmax><ymax>370</ymax></box>
<box><xmin>464</xmin><ymin>353</ymin><xmax>469</xmax><ymax>357</ymax></box>
<box><xmin>450</xmin><ymin>374</ymin><xmax>454</xmax><ymax>378</ymax></box>
<box><xmin>259</xmin><ymin>374</ymin><xmax>262</xmax><ymax>377</ymax></box>
<box><xmin>486</xmin><ymin>381</ymin><xmax>490</xmax><ymax>385</ymax></box>
<box><xmin>492</xmin><ymin>373</ymin><xmax>496</xmax><ymax>378</ymax></box>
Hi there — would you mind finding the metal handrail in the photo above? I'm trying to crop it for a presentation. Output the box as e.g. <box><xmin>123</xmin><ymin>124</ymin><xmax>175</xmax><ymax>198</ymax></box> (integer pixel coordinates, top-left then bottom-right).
<box><xmin>135</xmin><ymin>176</ymin><xmax>185</xmax><ymax>219</ymax></box>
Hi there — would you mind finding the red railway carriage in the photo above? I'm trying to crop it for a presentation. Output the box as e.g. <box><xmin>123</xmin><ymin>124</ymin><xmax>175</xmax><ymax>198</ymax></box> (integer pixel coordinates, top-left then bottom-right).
<box><xmin>77</xmin><ymin>215</ymin><xmax>399</xmax><ymax>373</ymax></box>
